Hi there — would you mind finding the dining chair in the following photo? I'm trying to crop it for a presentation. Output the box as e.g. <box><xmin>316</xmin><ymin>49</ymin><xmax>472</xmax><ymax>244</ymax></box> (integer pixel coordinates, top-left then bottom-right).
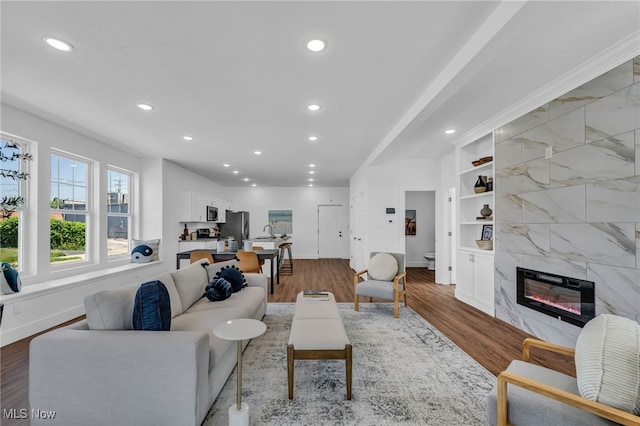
<box><xmin>235</xmin><ymin>251</ymin><xmax>261</xmax><ymax>273</ymax></box>
<box><xmin>189</xmin><ymin>251</ymin><xmax>214</xmax><ymax>264</ymax></box>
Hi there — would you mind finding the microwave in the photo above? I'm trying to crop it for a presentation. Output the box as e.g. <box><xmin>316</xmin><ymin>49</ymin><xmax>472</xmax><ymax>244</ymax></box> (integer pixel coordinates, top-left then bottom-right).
<box><xmin>206</xmin><ymin>205</ymin><xmax>218</xmax><ymax>222</ymax></box>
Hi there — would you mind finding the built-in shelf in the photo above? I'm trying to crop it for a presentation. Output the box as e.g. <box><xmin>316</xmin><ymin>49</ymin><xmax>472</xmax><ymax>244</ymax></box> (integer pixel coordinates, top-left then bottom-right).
<box><xmin>459</xmin><ymin>246</ymin><xmax>495</xmax><ymax>254</ymax></box>
<box><xmin>460</xmin><ymin>161</ymin><xmax>494</xmax><ymax>176</ymax></box>
<box><xmin>456</xmin><ymin>132</ymin><xmax>495</xmax><ymax>316</ymax></box>
<box><xmin>460</xmin><ymin>192</ymin><xmax>494</xmax><ymax>200</ymax></box>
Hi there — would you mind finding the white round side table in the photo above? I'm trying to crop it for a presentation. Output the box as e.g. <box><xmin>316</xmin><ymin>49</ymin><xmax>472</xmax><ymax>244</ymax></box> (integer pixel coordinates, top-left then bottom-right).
<box><xmin>213</xmin><ymin>318</ymin><xmax>267</xmax><ymax>426</ymax></box>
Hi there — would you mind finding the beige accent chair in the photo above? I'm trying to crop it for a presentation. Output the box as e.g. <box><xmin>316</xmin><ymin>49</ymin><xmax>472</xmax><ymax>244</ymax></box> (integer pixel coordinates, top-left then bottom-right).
<box><xmin>354</xmin><ymin>252</ymin><xmax>407</xmax><ymax>318</ymax></box>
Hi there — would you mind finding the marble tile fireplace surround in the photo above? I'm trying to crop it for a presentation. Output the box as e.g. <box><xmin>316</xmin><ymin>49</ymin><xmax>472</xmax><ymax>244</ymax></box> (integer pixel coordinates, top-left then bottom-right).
<box><xmin>494</xmin><ymin>55</ymin><xmax>640</xmax><ymax>347</ymax></box>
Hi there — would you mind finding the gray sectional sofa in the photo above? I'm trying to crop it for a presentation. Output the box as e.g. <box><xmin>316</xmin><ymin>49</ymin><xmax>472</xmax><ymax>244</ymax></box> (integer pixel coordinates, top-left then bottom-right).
<box><xmin>29</xmin><ymin>259</ymin><xmax>267</xmax><ymax>426</ymax></box>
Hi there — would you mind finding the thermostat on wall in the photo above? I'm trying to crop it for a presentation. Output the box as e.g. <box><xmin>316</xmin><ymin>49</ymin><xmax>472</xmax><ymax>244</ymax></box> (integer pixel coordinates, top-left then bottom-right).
<box><xmin>386</xmin><ymin>208</ymin><xmax>395</xmax><ymax>214</ymax></box>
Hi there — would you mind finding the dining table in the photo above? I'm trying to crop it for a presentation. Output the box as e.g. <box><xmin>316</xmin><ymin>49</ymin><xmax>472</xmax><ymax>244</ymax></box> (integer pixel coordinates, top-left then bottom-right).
<box><xmin>175</xmin><ymin>248</ymin><xmax>280</xmax><ymax>294</ymax></box>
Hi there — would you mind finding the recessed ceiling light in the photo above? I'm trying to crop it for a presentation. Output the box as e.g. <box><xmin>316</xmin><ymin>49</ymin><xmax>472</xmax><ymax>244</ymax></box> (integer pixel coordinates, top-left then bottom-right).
<box><xmin>308</xmin><ymin>178</ymin><xmax>314</xmax><ymax>182</ymax></box>
<box><xmin>308</xmin><ymin>136</ymin><xmax>319</xmax><ymax>142</ymax></box>
<box><xmin>309</xmin><ymin>184</ymin><xmax>314</xmax><ymax>187</ymax></box>
<box><xmin>43</xmin><ymin>36</ymin><xmax>74</xmax><ymax>52</ymax></box>
<box><xmin>306</xmin><ymin>39</ymin><xmax>326</xmax><ymax>52</ymax></box>
<box><xmin>136</xmin><ymin>103</ymin><xmax>154</xmax><ymax>111</ymax></box>
<box><xmin>232</xmin><ymin>170</ymin><xmax>239</xmax><ymax>174</ymax></box>
<box><xmin>252</xmin><ymin>183</ymin><xmax>257</xmax><ymax>187</ymax></box>
<box><xmin>243</xmin><ymin>178</ymin><xmax>249</xmax><ymax>182</ymax></box>
<box><xmin>307</xmin><ymin>104</ymin><xmax>321</xmax><ymax>111</ymax></box>
<box><xmin>309</xmin><ymin>164</ymin><xmax>316</xmax><ymax>167</ymax></box>
<box><xmin>254</xmin><ymin>150</ymin><xmax>262</xmax><ymax>155</ymax></box>
<box><xmin>183</xmin><ymin>135</ymin><xmax>194</xmax><ymax>141</ymax></box>
<box><xmin>445</xmin><ymin>129</ymin><xmax>456</xmax><ymax>134</ymax></box>
<box><xmin>309</xmin><ymin>170</ymin><xmax>315</xmax><ymax>174</ymax></box>
<box><xmin>223</xmin><ymin>163</ymin><xmax>230</xmax><ymax>168</ymax></box>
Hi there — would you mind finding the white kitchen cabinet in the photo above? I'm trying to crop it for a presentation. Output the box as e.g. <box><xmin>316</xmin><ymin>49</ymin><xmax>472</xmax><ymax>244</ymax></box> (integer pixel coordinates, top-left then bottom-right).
<box><xmin>178</xmin><ymin>240</ymin><xmax>217</xmax><ymax>252</ymax></box>
<box><xmin>213</xmin><ymin>198</ymin><xmax>231</xmax><ymax>223</ymax></box>
<box><xmin>455</xmin><ymin>249</ymin><xmax>494</xmax><ymax>316</ymax></box>
<box><xmin>182</xmin><ymin>191</ymin><xmax>209</xmax><ymax>222</ymax></box>
<box><xmin>182</xmin><ymin>191</ymin><xmax>231</xmax><ymax>223</ymax></box>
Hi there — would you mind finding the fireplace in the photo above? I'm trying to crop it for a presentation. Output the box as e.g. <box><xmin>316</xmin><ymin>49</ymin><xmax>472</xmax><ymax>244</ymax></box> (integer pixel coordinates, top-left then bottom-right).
<box><xmin>516</xmin><ymin>267</ymin><xmax>595</xmax><ymax>327</ymax></box>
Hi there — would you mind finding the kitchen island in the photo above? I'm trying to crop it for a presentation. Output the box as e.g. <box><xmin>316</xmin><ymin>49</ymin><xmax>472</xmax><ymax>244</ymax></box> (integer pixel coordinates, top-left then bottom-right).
<box><xmin>243</xmin><ymin>235</ymin><xmax>291</xmax><ymax>250</ymax></box>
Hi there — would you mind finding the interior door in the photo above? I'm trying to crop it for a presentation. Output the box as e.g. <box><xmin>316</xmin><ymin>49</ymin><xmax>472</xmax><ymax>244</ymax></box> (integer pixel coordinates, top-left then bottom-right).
<box><xmin>356</xmin><ymin>192</ymin><xmax>366</xmax><ymax>271</ymax></box>
<box><xmin>318</xmin><ymin>205</ymin><xmax>343</xmax><ymax>258</ymax></box>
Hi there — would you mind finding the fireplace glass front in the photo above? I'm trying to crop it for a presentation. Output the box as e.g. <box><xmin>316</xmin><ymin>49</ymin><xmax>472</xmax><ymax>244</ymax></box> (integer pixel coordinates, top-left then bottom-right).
<box><xmin>516</xmin><ymin>267</ymin><xmax>595</xmax><ymax>327</ymax></box>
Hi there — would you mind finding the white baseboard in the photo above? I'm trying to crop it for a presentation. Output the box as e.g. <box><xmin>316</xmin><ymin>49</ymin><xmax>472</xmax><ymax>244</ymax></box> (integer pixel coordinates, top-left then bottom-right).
<box><xmin>1</xmin><ymin>304</ymin><xmax>84</xmax><ymax>347</ymax></box>
<box><xmin>406</xmin><ymin>261</ymin><xmax>429</xmax><ymax>268</ymax></box>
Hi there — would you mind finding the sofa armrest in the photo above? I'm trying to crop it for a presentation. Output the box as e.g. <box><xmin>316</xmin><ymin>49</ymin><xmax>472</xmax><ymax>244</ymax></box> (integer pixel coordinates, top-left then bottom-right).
<box><xmin>497</xmin><ymin>370</ymin><xmax>640</xmax><ymax>426</ymax></box>
<box><xmin>29</xmin><ymin>328</ymin><xmax>210</xmax><ymax>426</ymax></box>
<box><xmin>244</xmin><ymin>272</ymin><xmax>267</xmax><ymax>289</ymax></box>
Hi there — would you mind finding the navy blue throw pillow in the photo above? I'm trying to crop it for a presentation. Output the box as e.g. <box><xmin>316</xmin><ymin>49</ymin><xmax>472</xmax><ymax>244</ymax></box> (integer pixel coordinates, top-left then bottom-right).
<box><xmin>204</xmin><ymin>278</ymin><xmax>232</xmax><ymax>302</ymax></box>
<box><xmin>1</xmin><ymin>262</ymin><xmax>21</xmax><ymax>294</ymax></box>
<box><xmin>216</xmin><ymin>265</ymin><xmax>246</xmax><ymax>293</ymax></box>
<box><xmin>133</xmin><ymin>280</ymin><xmax>171</xmax><ymax>331</ymax></box>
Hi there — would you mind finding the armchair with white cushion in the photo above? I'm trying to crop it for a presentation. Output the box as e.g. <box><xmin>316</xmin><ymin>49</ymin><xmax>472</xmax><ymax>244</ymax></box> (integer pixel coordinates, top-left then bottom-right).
<box><xmin>487</xmin><ymin>314</ymin><xmax>640</xmax><ymax>426</ymax></box>
<box><xmin>354</xmin><ymin>252</ymin><xmax>407</xmax><ymax>318</ymax></box>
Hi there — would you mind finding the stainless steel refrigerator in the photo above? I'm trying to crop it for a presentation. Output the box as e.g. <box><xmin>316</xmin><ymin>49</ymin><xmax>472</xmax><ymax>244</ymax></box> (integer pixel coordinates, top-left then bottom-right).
<box><xmin>219</xmin><ymin>211</ymin><xmax>250</xmax><ymax>246</ymax></box>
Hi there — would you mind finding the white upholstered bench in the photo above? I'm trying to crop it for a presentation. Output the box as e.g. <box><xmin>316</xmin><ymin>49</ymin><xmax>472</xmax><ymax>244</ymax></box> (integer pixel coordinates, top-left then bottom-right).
<box><xmin>287</xmin><ymin>291</ymin><xmax>352</xmax><ymax>400</ymax></box>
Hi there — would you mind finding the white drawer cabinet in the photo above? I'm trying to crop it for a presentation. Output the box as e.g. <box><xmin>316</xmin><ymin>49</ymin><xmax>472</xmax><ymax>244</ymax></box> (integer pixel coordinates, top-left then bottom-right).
<box><xmin>454</xmin><ymin>249</ymin><xmax>494</xmax><ymax>316</ymax></box>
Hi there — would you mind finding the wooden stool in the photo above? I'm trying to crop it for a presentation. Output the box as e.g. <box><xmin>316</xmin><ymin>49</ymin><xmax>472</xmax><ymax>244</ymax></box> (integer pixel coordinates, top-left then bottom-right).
<box><xmin>279</xmin><ymin>242</ymin><xmax>293</xmax><ymax>274</ymax></box>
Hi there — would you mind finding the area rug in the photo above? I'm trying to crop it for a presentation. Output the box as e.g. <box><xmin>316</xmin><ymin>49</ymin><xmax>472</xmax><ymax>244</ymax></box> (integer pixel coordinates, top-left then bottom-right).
<box><xmin>203</xmin><ymin>303</ymin><xmax>495</xmax><ymax>425</ymax></box>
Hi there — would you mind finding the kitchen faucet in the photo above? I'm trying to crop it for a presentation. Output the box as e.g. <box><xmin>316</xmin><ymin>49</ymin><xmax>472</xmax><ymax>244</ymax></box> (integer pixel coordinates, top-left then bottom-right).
<box><xmin>263</xmin><ymin>224</ymin><xmax>273</xmax><ymax>237</ymax></box>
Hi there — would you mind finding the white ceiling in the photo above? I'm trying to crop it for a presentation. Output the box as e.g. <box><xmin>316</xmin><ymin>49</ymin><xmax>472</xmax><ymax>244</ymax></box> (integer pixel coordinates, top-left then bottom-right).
<box><xmin>2</xmin><ymin>1</ymin><xmax>639</xmax><ymax>187</ymax></box>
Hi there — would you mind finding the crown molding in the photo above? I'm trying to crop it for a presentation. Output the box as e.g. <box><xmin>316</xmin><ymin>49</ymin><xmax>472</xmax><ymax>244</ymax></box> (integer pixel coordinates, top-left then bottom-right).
<box><xmin>454</xmin><ymin>29</ymin><xmax>640</xmax><ymax>148</ymax></box>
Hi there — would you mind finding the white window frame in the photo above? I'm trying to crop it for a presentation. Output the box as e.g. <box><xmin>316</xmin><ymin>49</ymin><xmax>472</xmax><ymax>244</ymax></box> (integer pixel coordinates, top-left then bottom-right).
<box><xmin>0</xmin><ymin>133</ymin><xmax>31</xmax><ymax>273</ymax></box>
<box><xmin>106</xmin><ymin>166</ymin><xmax>134</xmax><ymax>260</ymax></box>
<box><xmin>50</xmin><ymin>150</ymin><xmax>93</xmax><ymax>269</ymax></box>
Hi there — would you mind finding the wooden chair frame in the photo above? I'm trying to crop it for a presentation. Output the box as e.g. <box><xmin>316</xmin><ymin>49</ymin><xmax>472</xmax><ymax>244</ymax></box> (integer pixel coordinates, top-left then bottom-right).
<box><xmin>287</xmin><ymin>344</ymin><xmax>352</xmax><ymax>400</ymax></box>
<box><xmin>497</xmin><ymin>337</ymin><xmax>640</xmax><ymax>426</ymax></box>
<box><xmin>353</xmin><ymin>269</ymin><xmax>407</xmax><ymax>318</ymax></box>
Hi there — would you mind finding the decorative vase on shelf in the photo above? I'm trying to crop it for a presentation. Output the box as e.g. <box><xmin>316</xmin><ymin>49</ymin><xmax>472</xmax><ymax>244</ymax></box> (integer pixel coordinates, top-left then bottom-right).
<box><xmin>480</xmin><ymin>204</ymin><xmax>493</xmax><ymax>218</ymax></box>
<box><xmin>486</xmin><ymin>177</ymin><xmax>493</xmax><ymax>192</ymax></box>
<box><xmin>474</xmin><ymin>175</ymin><xmax>487</xmax><ymax>193</ymax></box>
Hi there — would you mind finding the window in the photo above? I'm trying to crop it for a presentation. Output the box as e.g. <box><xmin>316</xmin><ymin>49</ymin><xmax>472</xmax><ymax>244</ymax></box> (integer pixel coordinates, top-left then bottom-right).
<box><xmin>50</xmin><ymin>152</ymin><xmax>90</xmax><ymax>265</ymax></box>
<box><xmin>107</xmin><ymin>168</ymin><xmax>131</xmax><ymax>257</ymax></box>
<box><xmin>0</xmin><ymin>136</ymin><xmax>30</xmax><ymax>269</ymax></box>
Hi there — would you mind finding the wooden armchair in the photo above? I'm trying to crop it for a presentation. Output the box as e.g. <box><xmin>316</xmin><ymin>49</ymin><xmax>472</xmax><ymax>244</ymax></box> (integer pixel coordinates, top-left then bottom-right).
<box><xmin>354</xmin><ymin>252</ymin><xmax>407</xmax><ymax>318</ymax></box>
<box><xmin>489</xmin><ymin>337</ymin><xmax>640</xmax><ymax>426</ymax></box>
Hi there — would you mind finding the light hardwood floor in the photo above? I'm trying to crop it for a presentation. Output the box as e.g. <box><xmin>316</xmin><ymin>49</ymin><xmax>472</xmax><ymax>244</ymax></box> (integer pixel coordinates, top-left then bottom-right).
<box><xmin>0</xmin><ymin>259</ymin><xmax>575</xmax><ymax>425</ymax></box>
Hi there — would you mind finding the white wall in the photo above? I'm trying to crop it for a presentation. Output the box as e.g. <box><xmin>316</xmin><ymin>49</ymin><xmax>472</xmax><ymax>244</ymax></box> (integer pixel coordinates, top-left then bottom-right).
<box><xmin>405</xmin><ymin>191</ymin><xmax>435</xmax><ymax>267</ymax></box>
<box><xmin>0</xmin><ymin>104</ymin><xmax>169</xmax><ymax>345</ymax></box>
<box><xmin>366</xmin><ymin>159</ymin><xmax>441</xmax><ymax>255</ymax></box>
<box><xmin>0</xmin><ymin>106</ymin><xmax>229</xmax><ymax>346</ymax></box>
<box><xmin>227</xmin><ymin>186</ymin><xmax>350</xmax><ymax>259</ymax></box>
<box><xmin>161</xmin><ymin>159</ymin><xmax>227</xmax><ymax>259</ymax></box>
